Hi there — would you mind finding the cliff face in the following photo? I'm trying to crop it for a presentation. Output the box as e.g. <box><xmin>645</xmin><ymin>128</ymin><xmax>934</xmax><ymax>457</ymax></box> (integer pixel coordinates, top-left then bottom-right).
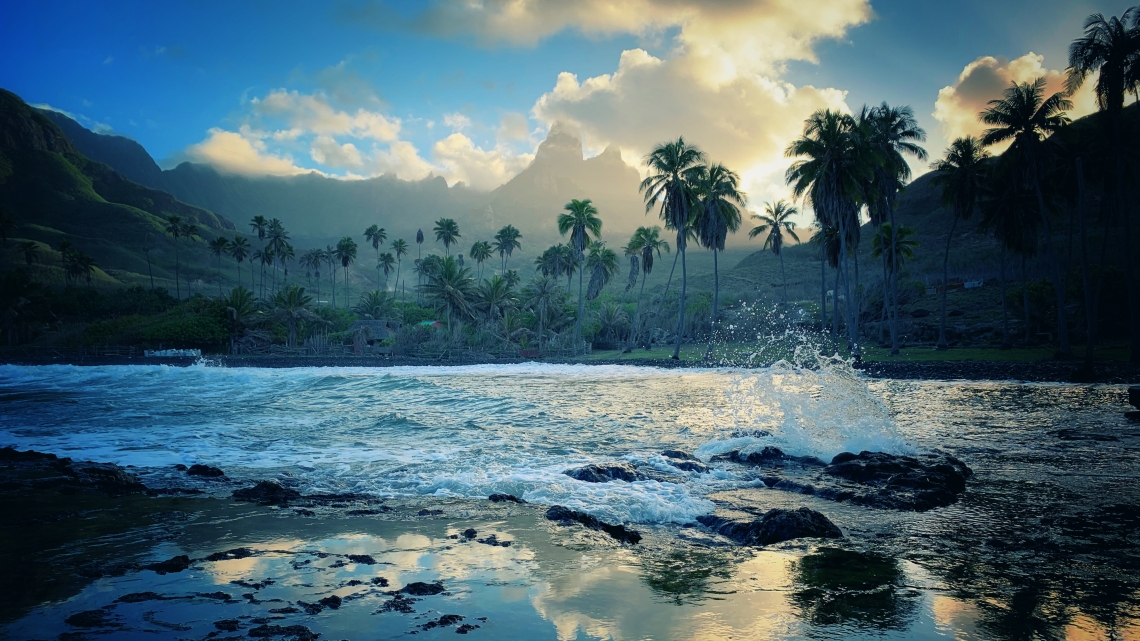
<box><xmin>40</xmin><ymin>109</ymin><xmax>165</xmax><ymax>189</ymax></box>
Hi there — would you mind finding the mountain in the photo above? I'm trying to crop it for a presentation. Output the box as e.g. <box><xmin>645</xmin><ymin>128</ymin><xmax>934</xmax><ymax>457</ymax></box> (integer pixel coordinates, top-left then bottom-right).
<box><xmin>34</xmin><ymin>111</ymin><xmax>649</xmax><ymax>253</ymax></box>
<box><xmin>1</xmin><ymin>89</ymin><xmax>235</xmax><ymax>289</ymax></box>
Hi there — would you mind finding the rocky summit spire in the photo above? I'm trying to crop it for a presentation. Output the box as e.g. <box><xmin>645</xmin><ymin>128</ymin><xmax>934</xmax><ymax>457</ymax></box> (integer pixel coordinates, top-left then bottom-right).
<box><xmin>534</xmin><ymin>121</ymin><xmax>584</xmax><ymax>165</ymax></box>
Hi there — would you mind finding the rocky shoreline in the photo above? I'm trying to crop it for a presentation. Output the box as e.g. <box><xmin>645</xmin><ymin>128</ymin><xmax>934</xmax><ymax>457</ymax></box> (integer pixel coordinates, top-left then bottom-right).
<box><xmin>1</xmin><ymin>351</ymin><xmax>1137</xmax><ymax>383</ymax></box>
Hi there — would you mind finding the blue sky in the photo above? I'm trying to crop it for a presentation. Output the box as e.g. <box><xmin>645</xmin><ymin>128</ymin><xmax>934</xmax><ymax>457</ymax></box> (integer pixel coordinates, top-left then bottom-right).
<box><xmin>0</xmin><ymin>0</ymin><xmax>1124</xmax><ymax>204</ymax></box>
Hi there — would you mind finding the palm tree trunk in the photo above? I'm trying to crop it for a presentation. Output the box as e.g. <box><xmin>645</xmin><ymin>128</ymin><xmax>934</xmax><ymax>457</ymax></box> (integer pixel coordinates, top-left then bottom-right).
<box><xmin>673</xmin><ymin>244</ymin><xmax>687</xmax><ymax>360</ymax></box>
<box><xmin>1000</xmin><ymin>244</ymin><xmax>1010</xmax><ymax>348</ymax></box>
<box><xmin>217</xmin><ymin>256</ymin><xmax>223</xmax><ymax>297</ymax></box>
<box><xmin>705</xmin><ymin>248</ymin><xmax>719</xmax><ymax>360</ymax></box>
<box><xmin>628</xmin><ymin>270</ymin><xmax>647</xmax><ymax>353</ymax></box>
<box><xmin>174</xmin><ymin>242</ymin><xmax>181</xmax><ymax>299</ymax></box>
<box><xmin>146</xmin><ymin>250</ymin><xmax>155</xmax><ymax>291</ymax></box>
<box><xmin>837</xmin><ymin>214</ymin><xmax>858</xmax><ymax>354</ymax></box>
<box><xmin>832</xmin><ymin>263</ymin><xmax>841</xmax><ymax>338</ymax></box>
<box><xmin>576</xmin><ymin>262</ymin><xmax>585</xmax><ymax>352</ymax></box>
<box><xmin>1076</xmin><ymin>157</ymin><xmax>1095</xmax><ymax>368</ymax></box>
<box><xmin>315</xmin><ymin>270</ymin><xmax>320</xmax><ymax>308</ymax></box>
<box><xmin>650</xmin><ymin>251</ymin><xmax>681</xmax><ymax>348</ymax></box>
<box><xmin>879</xmin><ymin>250</ymin><xmax>888</xmax><ymax>344</ymax></box>
<box><xmin>1022</xmin><ymin>255</ymin><xmax>1031</xmax><ymax>343</ymax></box>
<box><xmin>937</xmin><ymin>217</ymin><xmax>958</xmax><ymax>349</ymax></box>
<box><xmin>1033</xmin><ymin>178</ymin><xmax>1071</xmax><ymax>357</ymax></box>
<box><xmin>779</xmin><ymin>250</ymin><xmax>787</xmax><ymax>303</ymax></box>
<box><xmin>395</xmin><ymin>261</ymin><xmax>402</xmax><ymax>301</ymax></box>
<box><xmin>330</xmin><ymin>266</ymin><xmax>336</xmax><ymax>309</ymax></box>
<box><xmin>820</xmin><ymin>250</ymin><xmax>827</xmax><ymax>331</ymax></box>
<box><xmin>888</xmin><ymin>208</ymin><xmax>900</xmax><ymax>356</ymax></box>
<box><xmin>344</xmin><ymin>266</ymin><xmax>350</xmax><ymax>308</ymax></box>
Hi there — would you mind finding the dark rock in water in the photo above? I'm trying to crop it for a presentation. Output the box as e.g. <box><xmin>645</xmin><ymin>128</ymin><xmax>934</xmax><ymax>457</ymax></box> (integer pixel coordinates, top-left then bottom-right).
<box><xmin>379</xmin><ymin>594</ymin><xmax>418</xmax><ymax>613</ymax></box>
<box><xmin>270</xmin><ymin>606</ymin><xmax>300</xmax><ymax>614</ymax></box>
<box><xmin>65</xmin><ymin>609</ymin><xmax>116</xmax><ymax>628</ymax></box>
<box><xmin>462</xmin><ymin>528</ymin><xmax>478</xmax><ymax>539</ymax></box>
<box><xmin>371</xmin><ymin>576</ymin><xmax>389</xmax><ymax>587</ymax></box>
<box><xmin>173</xmin><ymin>464</ymin><xmax>188</xmax><ymax>471</ymax></box>
<box><xmin>232</xmin><ymin>480</ymin><xmax>301</xmax><ymax>505</ymax></box>
<box><xmin>186</xmin><ymin>463</ymin><xmax>225</xmax><ymax>477</ymax></box>
<box><xmin>668</xmin><ymin>459</ymin><xmax>709</xmax><ymax>473</ymax></box>
<box><xmin>0</xmin><ymin>448</ymin><xmax>149</xmax><ymax>496</ymax></box>
<box><xmin>417</xmin><ymin>508</ymin><xmax>444</xmax><ymax>516</ymax></box>
<box><xmin>476</xmin><ymin>534</ymin><xmax>512</xmax><ymax>547</ymax></box>
<box><xmin>697</xmin><ymin>508</ymin><xmax>842</xmax><ymax>546</ymax></box>
<box><xmin>115</xmin><ymin>591</ymin><xmax>170</xmax><ymax>603</ymax></box>
<box><xmin>346</xmin><ymin>507</ymin><xmax>392</xmax><ymax>515</ymax></box>
<box><xmin>347</xmin><ymin>554</ymin><xmax>376</xmax><ymax>565</ymax></box>
<box><xmin>823</xmin><ymin>450</ymin><xmax>972</xmax><ymax>511</ymax></box>
<box><xmin>232</xmin><ymin>578</ymin><xmax>275</xmax><ymax>590</ymax></box>
<box><xmin>714</xmin><ymin>446</ymin><xmax>826</xmax><ymax>468</ymax></box>
<box><xmin>248</xmin><ymin>624</ymin><xmax>319</xmax><ymax>640</ymax></box>
<box><xmin>1129</xmin><ymin>385</ymin><xmax>1140</xmax><ymax>409</ymax></box>
<box><xmin>544</xmin><ymin>505</ymin><xmax>642</xmax><ymax>544</ymax></box>
<box><xmin>214</xmin><ymin>619</ymin><xmax>241</xmax><ymax>632</ymax></box>
<box><xmin>319</xmin><ymin>594</ymin><xmax>342</xmax><ymax>609</ymax></box>
<box><xmin>68</xmin><ymin>460</ymin><xmax>149</xmax><ymax>495</ymax></box>
<box><xmin>143</xmin><ymin>554</ymin><xmax>191</xmax><ymax>575</ymax></box>
<box><xmin>298</xmin><ymin>600</ymin><xmax>324</xmax><ymax>615</ymax></box>
<box><xmin>196</xmin><ymin>591</ymin><xmax>233</xmax><ymax>601</ymax></box>
<box><xmin>456</xmin><ymin>623</ymin><xmax>481</xmax><ymax>634</ymax></box>
<box><xmin>488</xmin><ymin>493</ymin><xmax>526</xmax><ymax>503</ymax></box>
<box><xmin>400</xmin><ymin>581</ymin><xmax>446</xmax><ymax>596</ymax></box>
<box><xmin>662</xmin><ymin>450</ymin><xmax>697</xmax><ymax>461</ymax></box>
<box><xmin>205</xmin><ymin>547</ymin><xmax>255</xmax><ymax>562</ymax></box>
<box><xmin>421</xmin><ymin>614</ymin><xmax>465</xmax><ymax>630</ymax></box>
<box><xmin>565</xmin><ymin>462</ymin><xmax>648</xmax><ymax>483</ymax></box>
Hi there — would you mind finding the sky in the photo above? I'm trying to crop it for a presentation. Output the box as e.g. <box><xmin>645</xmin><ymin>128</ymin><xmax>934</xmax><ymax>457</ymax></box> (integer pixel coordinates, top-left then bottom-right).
<box><xmin>0</xmin><ymin>0</ymin><xmax>1124</xmax><ymax>220</ymax></box>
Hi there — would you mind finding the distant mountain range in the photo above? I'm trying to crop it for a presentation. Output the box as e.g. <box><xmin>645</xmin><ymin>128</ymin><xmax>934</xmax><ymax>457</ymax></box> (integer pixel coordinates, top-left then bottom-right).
<box><xmin>40</xmin><ymin>109</ymin><xmax>649</xmax><ymax>250</ymax></box>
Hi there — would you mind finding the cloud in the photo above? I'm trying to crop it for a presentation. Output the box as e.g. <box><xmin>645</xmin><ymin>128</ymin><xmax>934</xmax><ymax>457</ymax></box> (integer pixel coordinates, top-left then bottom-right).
<box><xmin>310</xmin><ymin>135</ymin><xmax>364</xmax><ymax>169</ymax></box>
<box><xmin>102</xmin><ymin>56</ymin><xmax>114</xmax><ymax>65</ymax></box>
<box><xmin>252</xmin><ymin>90</ymin><xmax>401</xmax><ymax>141</ymax></box>
<box><xmin>933</xmin><ymin>52</ymin><xmax>1098</xmax><ymax>143</ymax></box>
<box><xmin>432</xmin><ymin>133</ymin><xmax>534</xmax><ymax>189</ymax></box>
<box><xmin>497</xmin><ymin>112</ymin><xmax>530</xmax><ymax>142</ymax></box>
<box><xmin>185</xmin><ymin>127</ymin><xmax>310</xmax><ymax>176</ymax></box>
<box><xmin>313</xmin><ymin>57</ymin><xmax>384</xmax><ymax>108</ymax></box>
<box><xmin>442</xmin><ymin>112</ymin><xmax>472</xmax><ymax>131</ymax></box>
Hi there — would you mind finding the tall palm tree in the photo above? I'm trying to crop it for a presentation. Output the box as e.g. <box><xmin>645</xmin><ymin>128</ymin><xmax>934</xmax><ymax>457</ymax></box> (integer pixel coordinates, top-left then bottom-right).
<box><xmin>786</xmin><ymin>110</ymin><xmax>874</xmax><ymax>353</ymax></box>
<box><xmin>17</xmin><ymin>240</ymin><xmax>38</xmax><ymax>270</ymax></box>
<box><xmin>749</xmin><ymin>200</ymin><xmax>801</xmax><ymax>303</ymax></box>
<box><xmin>585</xmin><ymin>241</ymin><xmax>620</xmax><ymax>301</ymax></box>
<box><xmin>415</xmin><ymin>229</ymin><xmax>424</xmax><ymax>304</ymax></box>
<box><xmin>257</xmin><ymin>247</ymin><xmax>274</xmax><ymax>300</ymax></box>
<box><xmin>931</xmin><ymin>137</ymin><xmax>990</xmax><ymax>349</ymax></box>
<box><xmin>223</xmin><ymin>286</ymin><xmax>258</xmax><ymax>354</ymax></box>
<box><xmin>266</xmin><ymin>219</ymin><xmax>288</xmax><ymax>296</ymax></box>
<box><xmin>164</xmin><ymin>215</ymin><xmax>185</xmax><ymax>298</ymax></box>
<box><xmin>1067</xmin><ymin>7</ymin><xmax>1140</xmax><ymax>361</ymax></box>
<box><xmin>209</xmin><ymin>236</ymin><xmax>230</xmax><ymax>296</ymax></box>
<box><xmin>180</xmin><ymin>222</ymin><xmax>200</xmax><ymax>296</ymax></box>
<box><xmin>354</xmin><ymin>290</ymin><xmax>396</xmax><ymax>319</ymax></box>
<box><xmin>871</xmin><ymin>224</ymin><xmax>918</xmax><ymax>282</ymax></box>
<box><xmin>420</xmin><ymin>255</ymin><xmax>475</xmax><ymax>329</ymax></box>
<box><xmin>692</xmin><ymin>163</ymin><xmax>744</xmax><ymax>355</ymax></box>
<box><xmin>979</xmin><ymin>166</ymin><xmax>1040</xmax><ymax>347</ymax></box>
<box><xmin>981</xmin><ymin>78</ymin><xmax>1073</xmax><ymax>356</ymax></box>
<box><xmin>250</xmin><ymin>216</ymin><xmax>268</xmax><ymax>295</ymax></box>
<box><xmin>271</xmin><ymin>285</ymin><xmax>322</xmax><ymax>347</ymax></box>
<box><xmin>477</xmin><ymin>274</ymin><xmax>517</xmax><ymax>321</ymax></box>
<box><xmin>279</xmin><ymin>242</ymin><xmax>296</xmax><ymax>287</ymax></box>
<box><xmin>557</xmin><ymin>198</ymin><xmax>603</xmax><ymax>349</ymax></box>
<box><xmin>325</xmin><ymin>246</ymin><xmax>337</xmax><ymax>308</ymax></box>
<box><xmin>866</xmin><ymin>103</ymin><xmax>928</xmax><ymax>355</ymax></box>
<box><xmin>334</xmin><ymin>237</ymin><xmax>358</xmax><ymax>308</ymax></box>
<box><xmin>364</xmin><ymin>224</ymin><xmax>388</xmax><ymax>288</ymax></box>
<box><xmin>470</xmin><ymin>241</ymin><xmax>493</xmax><ymax>280</ymax></box>
<box><xmin>641</xmin><ymin>137</ymin><xmax>706</xmax><ymax>359</ymax></box>
<box><xmin>523</xmin><ymin>275</ymin><xmax>559</xmax><ymax>353</ymax></box>
<box><xmin>627</xmin><ymin>226</ymin><xmax>669</xmax><ymax>351</ymax></box>
<box><xmin>493</xmin><ymin>224</ymin><xmax>523</xmax><ymax>272</ymax></box>
<box><xmin>229</xmin><ymin>236</ymin><xmax>251</xmax><ymax>292</ymax></box>
<box><xmin>391</xmin><ymin>238</ymin><xmax>408</xmax><ymax>299</ymax></box>
<box><xmin>378</xmin><ymin>252</ymin><xmax>396</xmax><ymax>289</ymax></box>
<box><xmin>434</xmin><ymin>218</ymin><xmax>461</xmax><ymax>256</ymax></box>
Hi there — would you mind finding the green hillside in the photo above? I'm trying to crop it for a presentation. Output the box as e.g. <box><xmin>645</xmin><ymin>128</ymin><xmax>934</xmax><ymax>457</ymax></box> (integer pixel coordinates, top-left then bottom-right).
<box><xmin>0</xmin><ymin>89</ymin><xmax>236</xmax><ymax>291</ymax></box>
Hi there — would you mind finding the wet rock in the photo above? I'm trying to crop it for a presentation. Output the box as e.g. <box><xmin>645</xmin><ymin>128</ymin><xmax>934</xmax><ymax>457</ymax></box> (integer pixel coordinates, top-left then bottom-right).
<box><xmin>714</xmin><ymin>446</ymin><xmax>826</xmax><ymax>467</ymax></box>
<box><xmin>115</xmin><ymin>591</ymin><xmax>170</xmax><ymax>603</ymax></box>
<box><xmin>421</xmin><ymin>614</ymin><xmax>465</xmax><ymax>630</ymax></box>
<box><xmin>298</xmin><ymin>601</ymin><xmax>325</xmax><ymax>615</ymax></box>
<box><xmin>668</xmin><ymin>459</ymin><xmax>709</xmax><ymax>473</ymax></box>
<box><xmin>232</xmin><ymin>578</ymin><xmax>274</xmax><ymax>590</ymax></box>
<box><xmin>65</xmin><ymin>609</ymin><xmax>116</xmax><ymax>628</ymax></box>
<box><xmin>318</xmin><ymin>594</ymin><xmax>342</xmax><ymax>609</ymax></box>
<box><xmin>173</xmin><ymin>464</ymin><xmax>188</xmax><ymax>471</ymax></box>
<box><xmin>662</xmin><ymin>450</ymin><xmax>697</xmax><ymax>461</ymax></box>
<box><xmin>347</xmin><ymin>554</ymin><xmax>377</xmax><ymax>565</ymax></box>
<box><xmin>488</xmin><ymin>493</ymin><xmax>526</xmax><ymax>503</ymax></box>
<box><xmin>0</xmin><ymin>448</ymin><xmax>148</xmax><ymax>496</ymax></box>
<box><xmin>564</xmin><ymin>462</ymin><xmax>648</xmax><ymax>483</ymax></box>
<box><xmin>417</xmin><ymin>508</ymin><xmax>444</xmax><ymax>516</ymax></box>
<box><xmin>456</xmin><ymin>623</ymin><xmax>481</xmax><ymax>634</ymax></box>
<box><xmin>269</xmin><ymin>607</ymin><xmax>300</xmax><ymax>614</ymax></box>
<box><xmin>247</xmin><ymin>624</ymin><xmax>319</xmax><ymax>640</ymax></box>
<box><xmin>232</xmin><ymin>480</ymin><xmax>301</xmax><ymax>505</ymax></box>
<box><xmin>143</xmin><ymin>554</ymin><xmax>191</xmax><ymax>574</ymax></box>
<box><xmin>379</xmin><ymin>594</ymin><xmax>418</xmax><ymax>613</ymax></box>
<box><xmin>544</xmin><ymin>505</ymin><xmax>642</xmax><ymax>544</ymax></box>
<box><xmin>400</xmin><ymin>581</ymin><xmax>446</xmax><ymax>596</ymax></box>
<box><xmin>697</xmin><ymin>508</ymin><xmax>842</xmax><ymax>546</ymax></box>
<box><xmin>371</xmin><ymin>576</ymin><xmax>390</xmax><ymax>587</ymax></box>
<box><xmin>462</xmin><ymin>528</ymin><xmax>478</xmax><ymax>539</ymax></box>
<box><xmin>823</xmin><ymin>451</ymin><xmax>972</xmax><ymax>511</ymax></box>
<box><xmin>196</xmin><ymin>591</ymin><xmax>233</xmax><ymax>600</ymax></box>
<box><xmin>214</xmin><ymin>619</ymin><xmax>241</xmax><ymax>632</ymax></box>
<box><xmin>476</xmin><ymin>534</ymin><xmax>512</xmax><ymax>547</ymax></box>
<box><xmin>187</xmin><ymin>463</ymin><xmax>225</xmax><ymax>477</ymax></box>
<box><xmin>294</xmin><ymin>508</ymin><xmax>316</xmax><ymax>516</ymax></box>
<box><xmin>345</xmin><ymin>507</ymin><xmax>392</xmax><ymax>515</ymax></box>
<box><xmin>205</xmin><ymin>547</ymin><xmax>256</xmax><ymax>562</ymax></box>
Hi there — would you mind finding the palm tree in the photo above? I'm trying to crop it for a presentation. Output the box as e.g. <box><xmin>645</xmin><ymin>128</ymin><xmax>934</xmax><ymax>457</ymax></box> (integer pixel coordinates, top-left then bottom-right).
<box><xmin>692</xmin><ymin>163</ymin><xmax>745</xmax><ymax>355</ymax></box>
<box><xmin>391</xmin><ymin>238</ymin><xmax>408</xmax><ymax>299</ymax></box>
<box><xmin>229</xmin><ymin>236</ymin><xmax>251</xmax><ymax>292</ymax></box>
<box><xmin>434</xmin><ymin>218</ymin><xmax>461</xmax><ymax>256</ymax></box>
<box><xmin>749</xmin><ymin>200</ymin><xmax>801</xmax><ymax>303</ymax></box>
<box><xmin>523</xmin><ymin>275</ymin><xmax>560</xmax><ymax>353</ymax></box>
<box><xmin>585</xmin><ymin>241</ymin><xmax>619</xmax><ymax>301</ymax></box>
<box><xmin>164</xmin><ymin>215</ymin><xmax>185</xmax><ymax>298</ymax></box>
<box><xmin>641</xmin><ymin>137</ymin><xmax>706</xmax><ymax>359</ymax></box>
<box><xmin>266</xmin><ymin>219</ymin><xmax>289</xmax><ymax>295</ymax></box>
<box><xmin>223</xmin><ymin>286</ymin><xmax>258</xmax><ymax>354</ymax></box>
<box><xmin>364</xmin><ymin>224</ymin><xmax>388</xmax><ymax>288</ymax></box>
<box><xmin>785</xmin><ymin>110</ymin><xmax>874</xmax><ymax>353</ymax></box>
<box><xmin>354</xmin><ymin>290</ymin><xmax>397</xmax><ymax>319</ymax></box>
<box><xmin>415</xmin><ymin>229</ymin><xmax>425</xmax><ymax>303</ymax></box>
<box><xmin>70</xmin><ymin>252</ymin><xmax>97</xmax><ymax>286</ymax></box>
<box><xmin>378</xmin><ymin>252</ymin><xmax>396</xmax><ymax>289</ymax></box>
<box><xmin>979</xmin><ymin>165</ymin><xmax>1040</xmax><ymax>346</ymax></box>
<box><xmin>279</xmin><ymin>242</ymin><xmax>296</xmax><ymax>287</ymax></box>
<box><xmin>493</xmin><ymin>224</ymin><xmax>523</xmax><ymax>272</ymax></box>
<box><xmin>334</xmin><ymin>237</ymin><xmax>358</xmax><ymax>308</ymax></box>
<box><xmin>325</xmin><ymin>245</ymin><xmax>337</xmax><ymax>308</ymax></box>
<box><xmin>470</xmin><ymin>241</ymin><xmax>493</xmax><ymax>280</ymax></box>
<box><xmin>866</xmin><ymin>104</ymin><xmax>928</xmax><ymax>355</ymax></box>
<box><xmin>626</xmin><ymin>226</ymin><xmax>669</xmax><ymax>351</ymax></box>
<box><xmin>180</xmin><ymin>222</ymin><xmax>200</xmax><ymax>296</ymax></box>
<box><xmin>1067</xmin><ymin>7</ymin><xmax>1140</xmax><ymax>361</ymax></box>
<box><xmin>421</xmin><ymin>255</ymin><xmax>475</xmax><ymax>328</ymax></box>
<box><xmin>981</xmin><ymin>78</ymin><xmax>1073</xmax><ymax>356</ymax></box>
<box><xmin>208</xmin><ymin>237</ymin><xmax>230</xmax><ymax>296</ymax></box>
<box><xmin>557</xmin><ymin>198</ymin><xmax>603</xmax><ymax>349</ymax></box>
<box><xmin>250</xmin><ymin>216</ymin><xmax>268</xmax><ymax>296</ymax></box>
<box><xmin>477</xmin><ymin>275</ymin><xmax>517</xmax><ymax>321</ymax></box>
<box><xmin>871</xmin><ymin>224</ymin><xmax>917</xmax><ymax>286</ymax></box>
<box><xmin>271</xmin><ymin>285</ymin><xmax>322</xmax><ymax>347</ymax></box>
<box><xmin>17</xmin><ymin>241</ymin><xmax>38</xmax><ymax>270</ymax></box>
<box><xmin>931</xmin><ymin>137</ymin><xmax>990</xmax><ymax>349</ymax></box>
<box><xmin>257</xmin><ymin>248</ymin><xmax>274</xmax><ymax>300</ymax></box>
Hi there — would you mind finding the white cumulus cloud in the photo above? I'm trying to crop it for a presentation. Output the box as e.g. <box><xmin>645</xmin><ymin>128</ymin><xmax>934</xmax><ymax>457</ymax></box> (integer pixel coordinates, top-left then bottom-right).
<box><xmin>185</xmin><ymin>127</ymin><xmax>311</xmax><ymax>177</ymax></box>
<box><xmin>433</xmin><ymin>133</ymin><xmax>534</xmax><ymax>189</ymax></box>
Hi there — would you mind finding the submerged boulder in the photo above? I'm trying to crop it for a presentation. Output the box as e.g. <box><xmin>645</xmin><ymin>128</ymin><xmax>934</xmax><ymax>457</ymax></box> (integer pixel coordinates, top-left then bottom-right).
<box><xmin>712</xmin><ymin>446</ymin><xmax>826</xmax><ymax>468</ymax></box>
<box><xmin>822</xmin><ymin>450</ymin><xmax>972</xmax><ymax>511</ymax></box>
<box><xmin>186</xmin><ymin>464</ymin><xmax>225</xmax><ymax>477</ymax></box>
<box><xmin>232</xmin><ymin>480</ymin><xmax>301</xmax><ymax>505</ymax></box>
<box><xmin>697</xmin><ymin>508</ymin><xmax>842</xmax><ymax>546</ymax></box>
<box><xmin>545</xmin><ymin>505</ymin><xmax>642</xmax><ymax>544</ymax></box>
<box><xmin>488</xmin><ymin>493</ymin><xmax>526</xmax><ymax>503</ymax></box>
<box><xmin>564</xmin><ymin>462</ymin><xmax>648</xmax><ymax>483</ymax></box>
